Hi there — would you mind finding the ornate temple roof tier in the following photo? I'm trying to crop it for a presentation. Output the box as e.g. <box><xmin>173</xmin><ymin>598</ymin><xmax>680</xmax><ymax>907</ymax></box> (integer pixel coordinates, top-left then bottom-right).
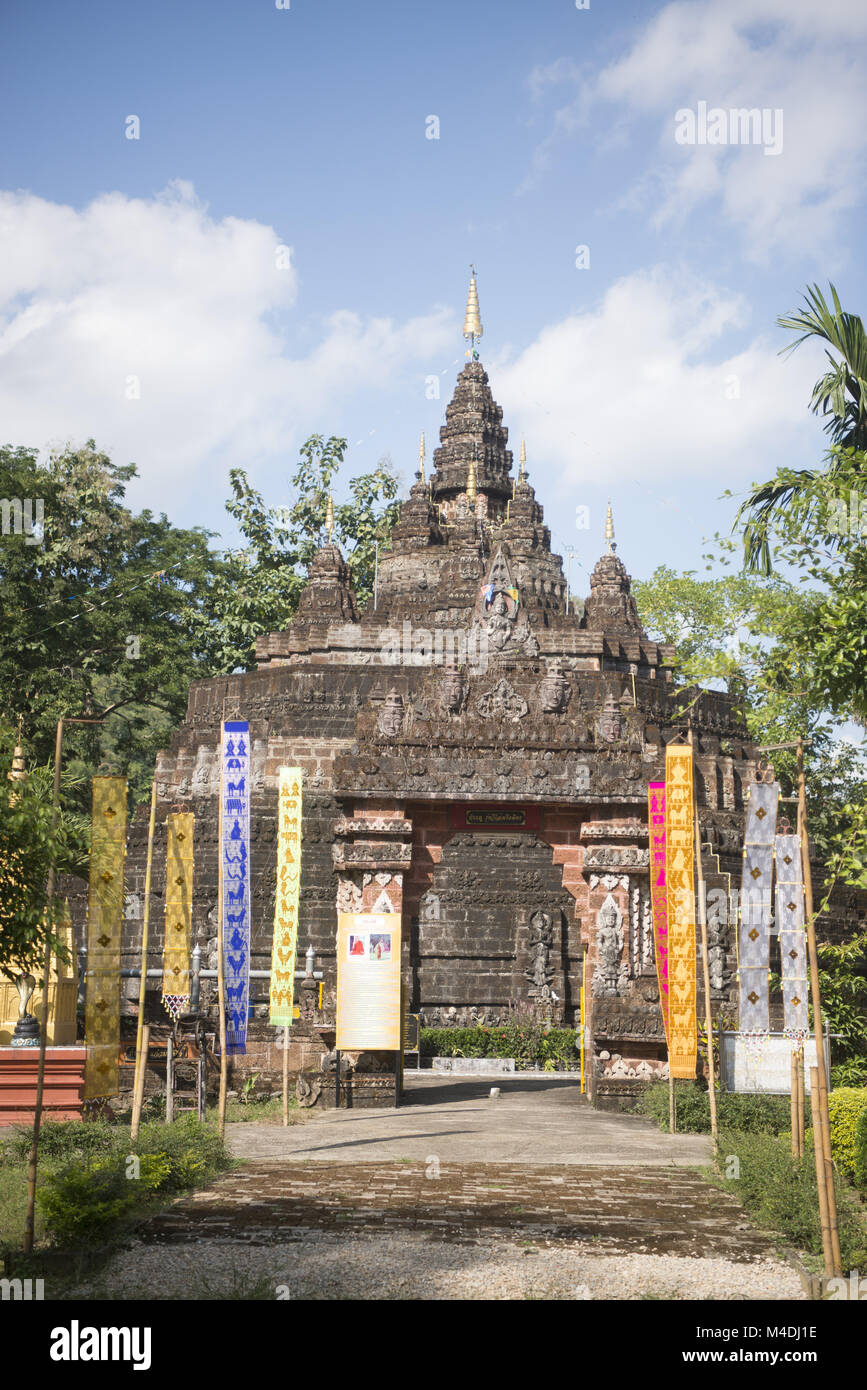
<box><xmin>583</xmin><ymin>550</ymin><xmax>644</xmax><ymax>635</ymax></box>
<box><xmin>431</xmin><ymin>361</ymin><xmax>514</xmax><ymax>507</ymax></box>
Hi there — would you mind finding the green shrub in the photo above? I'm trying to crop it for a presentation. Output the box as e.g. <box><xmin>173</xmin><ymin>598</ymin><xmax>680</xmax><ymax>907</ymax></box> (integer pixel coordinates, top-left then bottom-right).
<box><xmin>636</xmin><ymin>1082</ymin><xmax>791</xmax><ymax>1136</ymax></box>
<box><xmin>715</xmin><ymin>1128</ymin><xmax>867</xmax><ymax>1271</ymax></box>
<box><xmin>4</xmin><ymin>1119</ymin><xmax>118</xmax><ymax>1164</ymax></box>
<box><xmin>37</xmin><ymin>1160</ymin><xmax>137</xmax><ymax>1245</ymax></box>
<box><xmin>419</xmin><ymin>1025</ymin><xmax>578</xmax><ymax>1065</ymax></box>
<box><xmin>854</xmin><ymin>1106</ymin><xmax>867</xmax><ymax>1193</ymax></box>
<box><xmin>34</xmin><ymin>1115</ymin><xmax>229</xmax><ymax>1247</ymax></box>
<box><xmin>827</xmin><ymin>1087</ymin><xmax>867</xmax><ymax>1181</ymax></box>
<box><xmin>831</xmin><ymin>1059</ymin><xmax>867</xmax><ymax>1088</ymax></box>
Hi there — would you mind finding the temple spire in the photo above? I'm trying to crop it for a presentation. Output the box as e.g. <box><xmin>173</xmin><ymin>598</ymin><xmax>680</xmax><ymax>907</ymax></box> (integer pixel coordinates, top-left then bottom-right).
<box><xmin>418</xmin><ymin>431</ymin><xmax>426</xmax><ymax>484</ymax></box>
<box><xmin>604</xmin><ymin>501</ymin><xmax>616</xmax><ymax>553</ymax></box>
<box><xmin>325</xmin><ymin>493</ymin><xmax>335</xmax><ymax>544</ymax></box>
<box><xmin>463</xmin><ymin>265</ymin><xmax>483</xmax><ymax>360</ymax></box>
<box><xmin>519</xmin><ymin>438</ymin><xmax>527</xmax><ymax>483</ymax></box>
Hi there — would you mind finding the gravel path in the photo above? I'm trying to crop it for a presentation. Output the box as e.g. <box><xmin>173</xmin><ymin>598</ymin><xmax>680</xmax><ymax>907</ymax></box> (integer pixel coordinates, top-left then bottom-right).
<box><xmin>64</xmin><ymin>1229</ymin><xmax>805</xmax><ymax>1301</ymax></box>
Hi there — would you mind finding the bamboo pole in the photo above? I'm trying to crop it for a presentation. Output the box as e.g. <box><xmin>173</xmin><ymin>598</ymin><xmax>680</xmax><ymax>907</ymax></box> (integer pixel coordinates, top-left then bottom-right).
<box><xmin>216</xmin><ymin>722</ymin><xmax>228</xmax><ymax>1140</ymax></box>
<box><xmin>282</xmin><ymin>1026</ymin><xmax>290</xmax><ymax>1126</ymax></box>
<box><xmin>669</xmin><ymin>1074</ymin><xmax>676</xmax><ymax>1133</ymax></box>
<box><xmin>798</xmin><ymin>738</ymin><xmax>842</xmax><ymax>1277</ymax></box>
<box><xmin>165</xmin><ymin>1033</ymin><xmax>173</xmax><ymax>1124</ymax></box>
<box><xmin>797</xmin><ymin>1049</ymin><xmax>806</xmax><ymax>1158</ymax></box>
<box><xmin>809</xmin><ymin>1065</ymin><xmax>834</xmax><ymax>1277</ymax></box>
<box><xmin>788</xmin><ymin>1051</ymin><xmax>794</xmax><ymax>1156</ymax></box>
<box><xmin>130</xmin><ymin>778</ymin><xmax>158</xmax><ymax>1144</ymax></box>
<box><xmin>130</xmin><ymin>1024</ymin><xmax>150</xmax><ymax>1136</ymax></box>
<box><xmin>691</xmin><ymin>758</ymin><xmax>718</xmax><ymax>1155</ymax></box>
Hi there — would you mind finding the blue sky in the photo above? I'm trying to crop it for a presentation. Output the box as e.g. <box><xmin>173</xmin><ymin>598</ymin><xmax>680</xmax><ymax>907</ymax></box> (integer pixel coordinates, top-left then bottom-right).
<box><xmin>2</xmin><ymin>0</ymin><xmax>866</xmax><ymax>595</ymax></box>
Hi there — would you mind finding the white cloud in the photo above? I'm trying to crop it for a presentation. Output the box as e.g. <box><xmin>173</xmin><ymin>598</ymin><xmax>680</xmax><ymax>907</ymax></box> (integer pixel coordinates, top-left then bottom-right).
<box><xmin>491</xmin><ymin>266</ymin><xmax>821</xmax><ymax>493</ymax></box>
<box><xmin>0</xmin><ymin>183</ymin><xmax>455</xmax><ymax>509</ymax></box>
<box><xmin>525</xmin><ymin>0</ymin><xmax>867</xmax><ymax>261</ymax></box>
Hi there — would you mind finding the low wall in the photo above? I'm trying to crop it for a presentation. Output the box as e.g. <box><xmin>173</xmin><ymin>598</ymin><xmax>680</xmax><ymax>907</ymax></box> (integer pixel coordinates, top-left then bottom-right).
<box><xmin>0</xmin><ymin>1046</ymin><xmax>87</xmax><ymax>1125</ymax></box>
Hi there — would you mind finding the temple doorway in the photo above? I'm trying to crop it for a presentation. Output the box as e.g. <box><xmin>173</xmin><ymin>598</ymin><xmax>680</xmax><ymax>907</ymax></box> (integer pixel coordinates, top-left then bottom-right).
<box><xmin>409</xmin><ymin>830</ymin><xmax>579</xmax><ymax>1027</ymax></box>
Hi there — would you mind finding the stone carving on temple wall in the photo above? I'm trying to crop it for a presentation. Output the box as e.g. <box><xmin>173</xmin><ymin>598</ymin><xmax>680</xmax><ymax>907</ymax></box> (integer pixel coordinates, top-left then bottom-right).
<box><xmin>477</xmin><ymin>678</ymin><xmax>528</xmax><ymax>722</ymax></box>
<box><xmin>588</xmin><ymin>873</ymin><xmax>630</xmax><ymax>892</ymax></box>
<box><xmin>592</xmin><ymin>893</ymin><xmax>628</xmax><ymax>997</ymax></box>
<box><xmin>336</xmin><ymin>878</ymin><xmax>363</xmax><ymax>914</ymax></box>
<box><xmin>597</xmin><ymin>691</ymin><xmax>623</xmax><ymax>743</ymax></box>
<box><xmin>539</xmin><ymin>660</ymin><xmax>571</xmax><ymax>714</ymax></box>
<box><xmin>377</xmin><ymin>688</ymin><xmax>405</xmax><ymax>736</ymax></box>
<box><xmin>584</xmin><ymin>845</ymin><xmax>649</xmax><ymax>871</ymax></box>
<box><xmin>524</xmin><ymin>909</ymin><xmax>556</xmax><ymax>1002</ymax></box>
<box><xmin>581</xmin><ymin>820</ymin><xmax>647</xmax><ymax>841</ymax></box>
<box><xmin>439</xmin><ymin>663</ymin><xmax>467</xmax><ymax>715</ymax></box>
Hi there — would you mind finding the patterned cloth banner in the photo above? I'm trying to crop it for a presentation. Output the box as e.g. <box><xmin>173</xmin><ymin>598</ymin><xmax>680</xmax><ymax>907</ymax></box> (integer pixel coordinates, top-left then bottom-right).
<box><xmin>162</xmin><ymin>813</ymin><xmax>195</xmax><ymax>1019</ymax></box>
<box><xmin>84</xmin><ymin>777</ymin><xmax>127</xmax><ymax>1099</ymax></box>
<box><xmin>221</xmin><ymin>721</ymin><xmax>251</xmax><ymax>1055</ymax></box>
<box><xmin>270</xmin><ymin>768</ymin><xmax>303</xmax><ymax>1026</ymax></box>
<box><xmin>737</xmin><ymin>780</ymin><xmax>780</xmax><ymax>1033</ymax></box>
<box><xmin>648</xmin><ymin>781</ymin><xmax>670</xmax><ymax>1046</ymax></box>
<box><xmin>665</xmin><ymin>745</ymin><xmax>697</xmax><ymax>1078</ymax></box>
<box><xmin>775</xmin><ymin>832</ymin><xmax>809</xmax><ymax>1036</ymax></box>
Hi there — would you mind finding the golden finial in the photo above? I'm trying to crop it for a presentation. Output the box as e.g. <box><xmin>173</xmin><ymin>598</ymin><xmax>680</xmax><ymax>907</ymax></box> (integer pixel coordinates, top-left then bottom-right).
<box><xmin>466</xmin><ymin>447</ymin><xmax>477</xmax><ymax>507</ymax></box>
<box><xmin>418</xmin><ymin>431</ymin><xmax>426</xmax><ymax>484</ymax></box>
<box><xmin>463</xmin><ymin>266</ymin><xmax>483</xmax><ymax>354</ymax></box>
<box><xmin>325</xmin><ymin>493</ymin><xmax>334</xmax><ymax>543</ymax></box>
<box><xmin>604</xmin><ymin>501</ymin><xmax>615</xmax><ymax>553</ymax></box>
<box><xmin>519</xmin><ymin>438</ymin><xmax>526</xmax><ymax>483</ymax></box>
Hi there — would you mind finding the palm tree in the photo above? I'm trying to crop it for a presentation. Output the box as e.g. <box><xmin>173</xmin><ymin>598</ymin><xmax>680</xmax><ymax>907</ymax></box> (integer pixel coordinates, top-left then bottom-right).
<box><xmin>738</xmin><ymin>284</ymin><xmax>867</xmax><ymax>574</ymax></box>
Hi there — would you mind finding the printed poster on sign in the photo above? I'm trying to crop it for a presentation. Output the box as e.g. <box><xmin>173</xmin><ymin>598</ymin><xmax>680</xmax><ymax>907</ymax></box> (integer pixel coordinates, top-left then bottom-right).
<box><xmin>337</xmin><ymin>913</ymin><xmax>401</xmax><ymax>1050</ymax></box>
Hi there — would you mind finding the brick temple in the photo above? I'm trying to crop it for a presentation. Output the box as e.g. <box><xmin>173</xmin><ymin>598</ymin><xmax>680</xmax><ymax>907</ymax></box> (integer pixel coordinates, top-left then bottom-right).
<box><xmin>105</xmin><ymin>276</ymin><xmax>863</xmax><ymax>1106</ymax></box>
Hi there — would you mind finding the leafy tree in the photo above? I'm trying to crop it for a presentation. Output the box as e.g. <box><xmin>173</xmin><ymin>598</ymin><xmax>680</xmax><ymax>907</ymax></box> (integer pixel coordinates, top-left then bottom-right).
<box><xmin>194</xmin><ymin>436</ymin><xmax>400</xmax><ymax>673</ymax></box>
<box><xmin>1</xmin><ymin>436</ymin><xmax>402</xmax><ymax>807</ymax></box>
<box><xmin>738</xmin><ymin>284</ymin><xmax>867</xmax><ymax>575</ymax></box>
<box><xmin>633</xmin><ymin>564</ymin><xmax>867</xmax><ymax>862</ymax></box>
<box><xmin>0</xmin><ymin>442</ymin><xmax>218</xmax><ymax>807</ymax></box>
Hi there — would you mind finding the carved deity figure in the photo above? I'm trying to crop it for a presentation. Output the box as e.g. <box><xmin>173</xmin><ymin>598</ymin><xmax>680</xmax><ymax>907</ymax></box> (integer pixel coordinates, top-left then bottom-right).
<box><xmin>439</xmin><ymin>663</ymin><xmax>466</xmax><ymax>715</ymax></box>
<box><xmin>593</xmin><ymin>893</ymin><xmax>625</xmax><ymax>997</ymax></box>
<box><xmin>377</xmin><ymin>688</ymin><xmax>404</xmax><ymax>737</ymax></box>
<box><xmin>597</xmin><ymin>691</ymin><xmax>623</xmax><ymax>743</ymax></box>
<box><xmin>539</xmin><ymin>660</ymin><xmax>570</xmax><ymax>714</ymax></box>
<box><xmin>485</xmin><ymin>590</ymin><xmax>514</xmax><ymax>651</ymax></box>
<box><xmin>525</xmin><ymin>910</ymin><xmax>555</xmax><ymax>998</ymax></box>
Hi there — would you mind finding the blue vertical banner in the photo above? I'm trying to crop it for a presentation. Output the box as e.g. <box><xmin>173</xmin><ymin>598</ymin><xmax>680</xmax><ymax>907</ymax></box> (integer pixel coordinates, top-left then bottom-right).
<box><xmin>221</xmin><ymin>720</ymin><xmax>251</xmax><ymax>1055</ymax></box>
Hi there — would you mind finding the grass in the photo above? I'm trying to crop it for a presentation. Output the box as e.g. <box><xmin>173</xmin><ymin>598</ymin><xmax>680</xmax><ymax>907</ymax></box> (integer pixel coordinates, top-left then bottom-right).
<box><xmin>707</xmin><ymin>1127</ymin><xmax>867</xmax><ymax>1272</ymax></box>
<box><xmin>638</xmin><ymin>1081</ymin><xmax>867</xmax><ymax>1271</ymax></box>
<box><xmin>0</xmin><ymin>1113</ymin><xmax>232</xmax><ymax>1287</ymax></box>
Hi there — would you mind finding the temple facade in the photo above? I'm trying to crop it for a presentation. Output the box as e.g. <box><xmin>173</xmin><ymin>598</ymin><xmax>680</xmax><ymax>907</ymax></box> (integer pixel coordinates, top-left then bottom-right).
<box><xmin>109</xmin><ymin>276</ymin><xmax>864</xmax><ymax>1106</ymax></box>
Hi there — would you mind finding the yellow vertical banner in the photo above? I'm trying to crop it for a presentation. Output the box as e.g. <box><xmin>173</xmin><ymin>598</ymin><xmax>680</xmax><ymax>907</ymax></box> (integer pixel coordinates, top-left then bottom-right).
<box><xmin>84</xmin><ymin>777</ymin><xmax>127</xmax><ymax>1099</ymax></box>
<box><xmin>336</xmin><ymin>913</ymin><xmax>402</xmax><ymax>1050</ymax></box>
<box><xmin>269</xmin><ymin>767</ymin><xmax>303</xmax><ymax>1026</ymax></box>
<box><xmin>665</xmin><ymin>744</ymin><xmax>697</xmax><ymax>1079</ymax></box>
<box><xmin>161</xmin><ymin>813</ymin><xmax>195</xmax><ymax>1018</ymax></box>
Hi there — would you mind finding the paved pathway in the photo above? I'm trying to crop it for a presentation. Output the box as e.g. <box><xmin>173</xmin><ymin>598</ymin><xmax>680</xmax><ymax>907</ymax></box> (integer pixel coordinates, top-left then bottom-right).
<box><xmin>227</xmin><ymin>1074</ymin><xmax>712</xmax><ymax>1166</ymax></box>
<box><xmin>65</xmin><ymin>1077</ymin><xmax>804</xmax><ymax>1300</ymax></box>
<box><xmin>144</xmin><ymin>1159</ymin><xmax>777</xmax><ymax>1260</ymax></box>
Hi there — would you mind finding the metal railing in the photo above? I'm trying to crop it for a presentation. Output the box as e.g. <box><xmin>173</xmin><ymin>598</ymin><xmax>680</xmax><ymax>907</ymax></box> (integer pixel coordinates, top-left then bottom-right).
<box><xmin>77</xmin><ymin>941</ymin><xmax>323</xmax><ymax>1012</ymax></box>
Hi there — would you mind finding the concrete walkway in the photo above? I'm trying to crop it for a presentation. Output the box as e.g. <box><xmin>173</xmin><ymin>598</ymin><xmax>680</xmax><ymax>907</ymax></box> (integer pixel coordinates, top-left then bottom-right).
<box><xmin>227</xmin><ymin>1074</ymin><xmax>712</xmax><ymax>1167</ymax></box>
